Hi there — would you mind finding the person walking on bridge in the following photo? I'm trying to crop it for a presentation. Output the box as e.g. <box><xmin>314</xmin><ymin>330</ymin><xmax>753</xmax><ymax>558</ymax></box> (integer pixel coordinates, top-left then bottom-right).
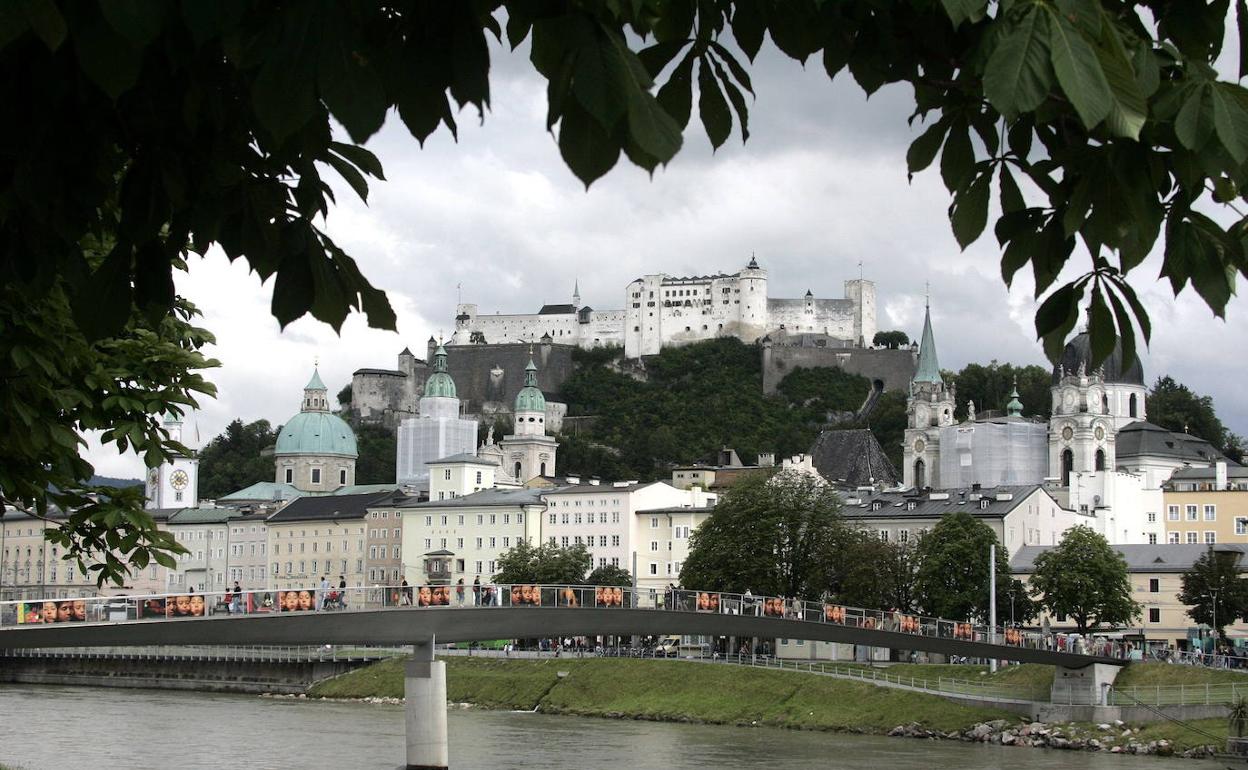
<box><xmin>338</xmin><ymin>576</ymin><xmax>348</xmax><ymax>608</ymax></box>
<box><xmin>230</xmin><ymin>581</ymin><xmax>242</xmax><ymax>614</ymax></box>
<box><xmin>473</xmin><ymin>576</ymin><xmax>481</xmax><ymax>606</ymax></box>
<box><xmin>319</xmin><ymin>576</ymin><xmax>330</xmax><ymax>611</ymax></box>
<box><xmin>456</xmin><ymin>579</ymin><xmax>465</xmax><ymax>606</ymax></box>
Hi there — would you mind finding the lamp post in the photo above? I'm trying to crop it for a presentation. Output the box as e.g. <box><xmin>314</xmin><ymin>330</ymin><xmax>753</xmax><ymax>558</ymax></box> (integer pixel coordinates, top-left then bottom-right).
<box><xmin>1208</xmin><ymin>588</ymin><xmax>1220</xmax><ymax>654</ymax></box>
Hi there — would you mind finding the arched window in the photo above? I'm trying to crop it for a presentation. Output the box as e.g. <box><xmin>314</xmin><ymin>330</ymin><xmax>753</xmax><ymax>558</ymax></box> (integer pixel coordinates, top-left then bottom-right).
<box><xmin>1095</xmin><ymin>449</ymin><xmax>1106</xmax><ymax>472</ymax></box>
<box><xmin>1129</xmin><ymin>393</ymin><xmax>1138</xmax><ymax>418</ymax></box>
<box><xmin>1102</xmin><ymin>394</ymin><xmax>1108</xmax><ymax>413</ymax></box>
<box><xmin>513</xmin><ymin>461</ymin><xmax>522</xmax><ymax>480</ymax></box>
<box><xmin>914</xmin><ymin>459</ymin><xmax>926</xmax><ymax>490</ymax></box>
<box><xmin>540</xmin><ymin>462</ymin><xmax>547</xmax><ymax>477</ymax></box>
<box><xmin>1061</xmin><ymin>449</ymin><xmax>1074</xmax><ymax>486</ymax></box>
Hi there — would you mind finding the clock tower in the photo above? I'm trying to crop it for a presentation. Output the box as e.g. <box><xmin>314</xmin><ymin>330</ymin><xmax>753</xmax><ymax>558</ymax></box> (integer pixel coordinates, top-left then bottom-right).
<box><xmin>145</xmin><ymin>412</ymin><xmax>200</xmax><ymax>509</ymax></box>
<box><xmin>902</xmin><ymin>300</ymin><xmax>955</xmax><ymax>490</ymax></box>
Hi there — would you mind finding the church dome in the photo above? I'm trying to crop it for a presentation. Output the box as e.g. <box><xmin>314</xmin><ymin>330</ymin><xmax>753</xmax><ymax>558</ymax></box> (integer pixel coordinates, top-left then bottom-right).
<box><xmin>424</xmin><ymin>344</ymin><xmax>457</xmax><ymax>399</ymax></box>
<box><xmin>274</xmin><ymin>411</ymin><xmax>358</xmax><ymax>458</ymax></box>
<box><xmin>1051</xmin><ymin>332</ymin><xmax>1145</xmax><ymax>386</ymax></box>
<box><xmin>515</xmin><ymin>358</ymin><xmax>546</xmax><ymax>413</ymax></box>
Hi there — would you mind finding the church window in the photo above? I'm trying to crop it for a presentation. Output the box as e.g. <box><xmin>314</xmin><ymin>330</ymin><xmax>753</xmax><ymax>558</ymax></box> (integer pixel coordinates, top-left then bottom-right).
<box><xmin>1129</xmin><ymin>393</ymin><xmax>1138</xmax><ymax>418</ymax></box>
<box><xmin>1094</xmin><ymin>449</ymin><xmax>1105</xmax><ymax>471</ymax></box>
<box><xmin>285</xmin><ymin>468</ymin><xmax>293</xmax><ymax>484</ymax></box>
<box><xmin>514</xmin><ymin>461</ymin><xmax>522</xmax><ymax>479</ymax></box>
<box><xmin>339</xmin><ymin>469</ymin><xmax>347</xmax><ymax>485</ymax></box>
<box><xmin>914</xmin><ymin>459</ymin><xmax>926</xmax><ymax>489</ymax></box>
<box><xmin>311</xmin><ymin>468</ymin><xmax>321</xmax><ymax>484</ymax></box>
<box><xmin>540</xmin><ymin>462</ymin><xmax>547</xmax><ymax>476</ymax></box>
<box><xmin>1060</xmin><ymin>450</ymin><xmax>1073</xmax><ymax>485</ymax></box>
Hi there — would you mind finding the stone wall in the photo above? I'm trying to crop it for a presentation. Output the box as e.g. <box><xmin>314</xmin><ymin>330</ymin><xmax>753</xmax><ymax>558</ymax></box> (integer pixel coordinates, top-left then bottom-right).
<box><xmin>762</xmin><ymin>344</ymin><xmax>917</xmax><ymax>395</ymax></box>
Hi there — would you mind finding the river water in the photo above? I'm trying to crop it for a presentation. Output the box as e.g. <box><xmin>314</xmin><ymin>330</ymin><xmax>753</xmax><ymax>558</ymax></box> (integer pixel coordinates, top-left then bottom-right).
<box><xmin>0</xmin><ymin>684</ymin><xmax>1195</xmax><ymax>770</ymax></box>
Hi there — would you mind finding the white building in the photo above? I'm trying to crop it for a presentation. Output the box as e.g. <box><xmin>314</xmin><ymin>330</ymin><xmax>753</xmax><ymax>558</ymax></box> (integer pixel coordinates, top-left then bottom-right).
<box><xmin>396</xmin><ymin>345</ymin><xmax>479</xmax><ymax>485</ymax></box>
<box><xmin>398</xmin><ymin>488</ymin><xmax>545</xmax><ymax>585</ymax></box>
<box><xmin>449</xmin><ymin>258</ymin><xmax>876</xmax><ymax>359</ymax></box>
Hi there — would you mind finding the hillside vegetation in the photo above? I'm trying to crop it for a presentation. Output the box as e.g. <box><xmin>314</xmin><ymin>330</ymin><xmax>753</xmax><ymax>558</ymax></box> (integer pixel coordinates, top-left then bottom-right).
<box><xmin>558</xmin><ymin>339</ymin><xmax>904</xmax><ymax>480</ymax></box>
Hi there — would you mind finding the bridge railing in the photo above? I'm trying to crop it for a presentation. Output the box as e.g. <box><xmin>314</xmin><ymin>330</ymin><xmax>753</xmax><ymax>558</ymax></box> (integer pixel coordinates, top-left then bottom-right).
<box><xmin>0</xmin><ymin>584</ymin><xmax>1126</xmax><ymax>661</ymax></box>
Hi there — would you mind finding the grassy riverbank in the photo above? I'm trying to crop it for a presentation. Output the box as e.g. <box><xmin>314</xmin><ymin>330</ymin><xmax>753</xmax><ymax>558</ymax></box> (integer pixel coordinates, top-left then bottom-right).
<box><xmin>311</xmin><ymin>657</ymin><xmax>1014</xmax><ymax>733</ymax></box>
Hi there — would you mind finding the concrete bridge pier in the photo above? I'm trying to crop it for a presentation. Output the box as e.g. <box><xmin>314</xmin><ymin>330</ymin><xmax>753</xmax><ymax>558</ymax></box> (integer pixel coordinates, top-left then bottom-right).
<box><xmin>1051</xmin><ymin>662</ymin><xmax>1121</xmax><ymax>706</ymax></box>
<box><xmin>403</xmin><ymin>639</ymin><xmax>448</xmax><ymax>770</ymax></box>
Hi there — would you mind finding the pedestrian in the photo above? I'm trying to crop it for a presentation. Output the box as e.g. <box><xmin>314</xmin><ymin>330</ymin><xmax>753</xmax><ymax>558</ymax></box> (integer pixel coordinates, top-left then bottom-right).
<box><xmin>338</xmin><ymin>575</ymin><xmax>348</xmax><ymax>608</ymax></box>
<box><xmin>319</xmin><ymin>576</ymin><xmax>330</xmax><ymax>610</ymax></box>
<box><xmin>400</xmin><ymin>578</ymin><xmax>412</xmax><ymax>606</ymax></box>
<box><xmin>456</xmin><ymin>578</ymin><xmax>465</xmax><ymax>606</ymax></box>
<box><xmin>230</xmin><ymin>581</ymin><xmax>242</xmax><ymax>614</ymax></box>
<box><xmin>473</xmin><ymin>576</ymin><xmax>481</xmax><ymax>606</ymax></box>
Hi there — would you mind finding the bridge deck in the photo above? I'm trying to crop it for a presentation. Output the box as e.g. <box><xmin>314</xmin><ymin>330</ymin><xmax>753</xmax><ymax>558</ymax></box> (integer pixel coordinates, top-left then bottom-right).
<box><xmin>0</xmin><ymin>605</ymin><xmax>1118</xmax><ymax>668</ymax></box>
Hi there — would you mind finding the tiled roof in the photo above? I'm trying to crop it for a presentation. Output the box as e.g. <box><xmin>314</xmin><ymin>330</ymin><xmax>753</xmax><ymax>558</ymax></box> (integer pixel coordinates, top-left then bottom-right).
<box><xmin>268</xmin><ymin>491</ymin><xmax>403</xmax><ymax>523</ymax></box>
<box><xmin>841</xmin><ymin>485</ymin><xmax>1045</xmax><ymax>520</ymax></box>
<box><xmin>543</xmin><ymin>482</ymin><xmax>655</xmax><ymax>495</ymax></box>
<box><xmin>167</xmin><ymin>507</ymin><xmax>241</xmax><ymax>525</ymax></box>
<box><xmin>400</xmin><ymin>487</ymin><xmax>549</xmax><ymax>509</ymax></box>
<box><xmin>218</xmin><ymin>482</ymin><xmax>302</xmax><ymax>502</ymax></box>
<box><xmin>809</xmin><ymin>429</ymin><xmax>899</xmax><ymax>487</ymax></box>
<box><xmin>428</xmin><ymin>453</ymin><xmax>498</xmax><ymax>467</ymax></box>
<box><xmin>1116</xmin><ymin>421</ymin><xmax>1234</xmax><ymax>465</ymax></box>
<box><xmin>1013</xmin><ymin>543</ymin><xmax>1248</xmax><ymax>573</ymax></box>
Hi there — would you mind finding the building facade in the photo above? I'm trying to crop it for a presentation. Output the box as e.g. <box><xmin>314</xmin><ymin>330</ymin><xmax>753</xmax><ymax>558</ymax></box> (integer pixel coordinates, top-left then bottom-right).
<box><xmin>264</xmin><ymin>491</ymin><xmax>394</xmax><ymax>591</ymax></box>
<box><xmin>1162</xmin><ymin>484</ymin><xmax>1248</xmax><ymax>545</ymax></box>
<box><xmin>145</xmin><ymin>412</ymin><xmax>200</xmax><ymax>510</ymax></box>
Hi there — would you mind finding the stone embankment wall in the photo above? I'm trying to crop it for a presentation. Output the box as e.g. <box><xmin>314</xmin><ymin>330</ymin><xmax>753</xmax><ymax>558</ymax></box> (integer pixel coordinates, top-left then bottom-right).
<box><xmin>0</xmin><ymin>654</ymin><xmax>368</xmax><ymax>694</ymax></box>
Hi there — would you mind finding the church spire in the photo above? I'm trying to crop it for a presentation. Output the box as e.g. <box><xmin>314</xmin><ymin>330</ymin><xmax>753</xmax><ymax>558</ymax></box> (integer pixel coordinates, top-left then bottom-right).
<box><xmin>572</xmin><ymin>279</ymin><xmax>581</xmax><ymax>307</ymax></box>
<box><xmin>1006</xmin><ymin>377</ymin><xmax>1024</xmax><ymax>417</ymax></box>
<box><xmin>913</xmin><ymin>300</ymin><xmax>942</xmax><ymax>384</ymax></box>
<box><xmin>302</xmin><ymin>368</ymin><xmax>329</xmax><ymax>412</ymax></box>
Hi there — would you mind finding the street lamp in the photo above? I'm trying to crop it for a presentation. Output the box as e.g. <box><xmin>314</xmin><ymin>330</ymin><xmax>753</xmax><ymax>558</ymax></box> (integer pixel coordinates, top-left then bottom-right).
<box><xmin>1208</xmin><ymin>588</ymin><xmax>1220</xmax><ymax>653</ymax></box>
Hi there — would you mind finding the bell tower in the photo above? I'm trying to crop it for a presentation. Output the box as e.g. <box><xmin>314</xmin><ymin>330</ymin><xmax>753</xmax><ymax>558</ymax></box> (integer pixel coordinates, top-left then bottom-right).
<box><xmin>902</xmin><ymin>299</ymin><xmax>955</xmax><ymax>489</ymax></box>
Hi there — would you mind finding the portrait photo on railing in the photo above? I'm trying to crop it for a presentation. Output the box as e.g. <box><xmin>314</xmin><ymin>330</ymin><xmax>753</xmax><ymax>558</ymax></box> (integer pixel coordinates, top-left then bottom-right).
<box><xmin>695</xmin><ymin>591</ymin><xmax>719</xmax><ymax>613</ymax></box>
<box><xmin>16</xmin><ymin>599</ymin><xmax>87</xmax><ymax>624</ymax></box>
<box><xmin>277</xmin><ymin>590</ymin><xmax>316</xmax><ymax>612</ymax></box>
<box><xmin>594</xmin><ymin>586</ymin><xmax>625</xmax><ymax>607</ymax></box>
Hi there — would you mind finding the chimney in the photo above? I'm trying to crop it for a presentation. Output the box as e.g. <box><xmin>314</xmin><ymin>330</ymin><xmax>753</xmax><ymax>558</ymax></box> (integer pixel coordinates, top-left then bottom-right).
<box><xmin>1217</xmin><ymin>461</ymin><xmax>1228</xmax><ymax>490</ymax></box>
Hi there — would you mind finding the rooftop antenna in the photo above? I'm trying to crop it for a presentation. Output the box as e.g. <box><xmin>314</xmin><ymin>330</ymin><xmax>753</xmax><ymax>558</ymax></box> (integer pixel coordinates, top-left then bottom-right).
<box><xmin>456</xmin><ymin>282</ymin><xmax>461</xmax><ymax>305</ymax></box>
<box><xmin>858</xmin><ymin>260</ymin><xmax>863</xmax><ymax>281</ymax></box>
<box><xmin>924</xmin><ymin>280</ymin><xmax>930</xmax><ymax>308</ymax></box>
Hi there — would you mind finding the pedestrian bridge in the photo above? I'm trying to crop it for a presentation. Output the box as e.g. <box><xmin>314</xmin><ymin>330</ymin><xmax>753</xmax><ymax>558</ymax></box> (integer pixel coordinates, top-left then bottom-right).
<box><xmin>1</xmin><ymin>584</ymin><xmax>1126</xmax><ymax>770</ymax></box>
<box><xmin>0</xmin><ymin>584</ymin><xmax>1122</xmax><ymax>668</ymax></box>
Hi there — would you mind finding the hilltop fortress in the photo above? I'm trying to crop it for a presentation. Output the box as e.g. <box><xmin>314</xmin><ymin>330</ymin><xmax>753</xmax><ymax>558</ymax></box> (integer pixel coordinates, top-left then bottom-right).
<box><xmin>348</xmin><ymin>259</ymin><xmax>910</xmax><ymax>429</ymax></box>
<box><xmin>450</xmin><ymin>257</ymin><xmax>877</xmax><ymax>358</ymax></box>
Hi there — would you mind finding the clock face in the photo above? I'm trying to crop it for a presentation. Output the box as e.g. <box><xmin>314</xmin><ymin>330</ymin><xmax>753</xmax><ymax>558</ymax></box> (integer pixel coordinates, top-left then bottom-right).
<box><xmin>913</xmin><ymin>439</ymin><xmax>926</xmax><ymax>454</ymax></box>
<box><xmin>148</xmin><ymin>468</ymin><xmax>160</xmax><ymax>486</ymax></box>
<box><xmin>170</xmin><ymin>470</ymin><xmax>189</xmax><ymax>491</ymax></box>
<box><xmin>1094</xmin><ymin>426</ymin><xmax>1106</xmax><ymax>440</ymax></box>
<box><xmin>1061</xmin><ymin>426</ymin><xmax>1074</xmax><ymax>441</ymax></box>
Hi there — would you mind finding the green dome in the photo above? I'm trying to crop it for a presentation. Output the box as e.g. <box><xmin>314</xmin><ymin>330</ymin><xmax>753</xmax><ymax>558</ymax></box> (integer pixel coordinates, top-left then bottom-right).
<box><xmin>514</xmin><ymin>358</ymin><xmax>545</xmax><ymax>413</ymax></box>
<box><xmin>424</xmin><ymin>344</ymin><xmax>457</xmax><ymax>399</ymax></box>
<box><xmin>274</xmin><ymin>411</ymin><xmax>358</xmax><ymax>458</ymax></box>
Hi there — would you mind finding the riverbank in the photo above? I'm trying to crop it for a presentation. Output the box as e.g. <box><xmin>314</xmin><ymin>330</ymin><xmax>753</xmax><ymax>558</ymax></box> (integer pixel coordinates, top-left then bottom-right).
<box><xmin>307</xmin><ymin>658</ymin><xmax>1235</xmax><ymax>757</ymax></box>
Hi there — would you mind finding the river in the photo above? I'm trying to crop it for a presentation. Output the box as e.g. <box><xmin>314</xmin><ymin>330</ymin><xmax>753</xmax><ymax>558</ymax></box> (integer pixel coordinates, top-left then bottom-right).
<box><xmin>0</xmin><ymin>684</ymin><xmax>1196</xmax><ymax>769</ymax></box>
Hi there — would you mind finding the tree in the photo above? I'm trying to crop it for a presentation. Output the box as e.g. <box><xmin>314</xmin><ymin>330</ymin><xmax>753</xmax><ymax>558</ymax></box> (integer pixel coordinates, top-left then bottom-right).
<box><xmin>680</xmin><ymin>471</ymin><xmax>844</xmax><ymax>599</ymax></box>
<box><xmin>493</xmin><ymin>541</ymin><xmax>592</xmax><ymax>585</ymax></box>
<box><xmin>197</xmin><ymin>419</ymin><xmax>279</xmax><ymax>500</ymax></box>
<box><xmin>872</xmin><ymin>331</ymin><xmax>909</xmax><ymax>349</ymax></box>
<box><xmin>353</xmin><ymin>424</ymin><xmax>397</xmax><ymax>485</ymax></box>
<box><xmin>1029</xmin><ymin>526</ymin><xmax>1140</xmax><ymax>635</ymax></box>
<box><xmin>832</xmin><ymin>532</ymin><xmax>920</xmax><ymax>612</ymax></box>
<box><xmin>7</xmin><ymin>2</ymin><xmax>1247</xmax><ymax>581</ymax></box>
<box><xmin>1148</xmin><ymin>376</ymin><xmax>1230</xmax><ymax>453</ymax></box>
<box><xmin>586</xmin><ymin>564</ymin><xmax>633</xmax><ymax>587</ymax></box>
<box><xmin>913</xmin><ymin>511</ymin><xmax>1010</xmax><ymax>621</ymax></box>
<box><xmin>337</xmin><ymin>384</ymin><xmax>352</xmax><ymax>407</ymax></box>
<box><xmin>949</xmin><ymin>362</ymin><xmax>1051</xmax><ymax>421</ymax></box>
<box><xmin>1179</xmin><ymin>547</ymin><xmax>1248</xmax><ymax>640</ymax></box>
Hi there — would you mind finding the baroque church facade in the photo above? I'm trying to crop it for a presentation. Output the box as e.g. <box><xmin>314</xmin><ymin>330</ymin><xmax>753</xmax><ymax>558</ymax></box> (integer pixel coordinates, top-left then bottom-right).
<box><xmin>449</xmin><ymin>257</ymin><xmax>877</xmax><ymax>359</ymax></box>
<box><xmin>901</xmin><ymin>304</ymin><xmax>1235</xmax><ymax>545</ymax></box>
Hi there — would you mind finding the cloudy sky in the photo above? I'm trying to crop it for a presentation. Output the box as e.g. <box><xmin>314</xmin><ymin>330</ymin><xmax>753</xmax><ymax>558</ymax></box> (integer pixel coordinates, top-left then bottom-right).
<box><xmin>87</xmin><ymin>29</ymin><xmax>1248</xmax><ymax>478</ymax></box>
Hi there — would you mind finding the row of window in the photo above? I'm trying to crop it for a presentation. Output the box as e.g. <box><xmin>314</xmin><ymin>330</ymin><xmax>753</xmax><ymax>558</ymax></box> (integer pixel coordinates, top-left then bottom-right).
<box><xmin>1168</xmin><ymin>504</ymin><xmax>1218</xmax><ymax>521</ymax></box>
<box><xmin>1167</xmin><ymin>531</ymin><xmax>1220</xmax><ymax>544</ymax></box>
<box><xmin>283</xmin><ymin>467</ymin><xmax>349</xmax><ymax>486</ymax></box>
<box><xmin>549</xmin><ymin>512</ymin><xmax>622</xmax><ymax>525</ymax></box>
<box><xmin>276</xmin><ymin>559</ymin><xmax>363</xmax><ymax>575</ymax></box>
<box><xmin>425</xmin><ymin>513</ymin><xmax>525</xmax><ymax>527</ymax></box>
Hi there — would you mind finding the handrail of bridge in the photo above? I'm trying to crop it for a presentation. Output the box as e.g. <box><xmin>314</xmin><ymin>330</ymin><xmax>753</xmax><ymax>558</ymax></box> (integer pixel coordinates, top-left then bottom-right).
<box><xmin>1108</xmin><ymin>681</ymin><xmax>1248</xmax><ymax>707</ymax></box>
<box><xmin>0</xmin><ymin>583</ymin><xmax>1131</xmax><ymax>661</ymax></box>
<box><xmin>0</xmin><ymin>644</ymin><xmax>409</xmax><ymax>663</ymax></box>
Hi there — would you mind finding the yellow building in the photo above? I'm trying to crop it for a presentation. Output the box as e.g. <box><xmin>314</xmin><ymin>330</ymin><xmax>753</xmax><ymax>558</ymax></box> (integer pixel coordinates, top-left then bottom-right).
<box><xmin>1013</xmin><ymin>543</ymin><xmax>1248</xmax><ymax>651</ymax></box>
<box><xmin>1162</xmin><ymin>464</ymin><xmax>1248</xmax><ymax>545</ymax></box>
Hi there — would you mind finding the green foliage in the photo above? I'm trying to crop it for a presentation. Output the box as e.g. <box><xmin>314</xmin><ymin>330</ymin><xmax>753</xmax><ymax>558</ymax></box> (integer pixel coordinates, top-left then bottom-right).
<box><xmin>872</xmin><ymin>330</ymin><xmax>910</xmax><ymax>349</ymax></box>
<box><xmin>493</xmin><ymin>540</ymin><xmax>592</xmax><ymax>585</ymax></box>
<box><xmin>833</xmin><ymin>532</ymin><xmax>920</xmax><ymax>612</ymax></box>
<box><xmin>913</xmin><ymin>511</ymin><xmax>1010</xmax><ymax>621</ymax></box>
<box><xmin>1179</xmin><ymin>546</ymin><xmax>1248</xmax><ymax>638</ymax></box>
<box><xmin>1230</xmin><ymin>696</ymin><xmax>1248</xmax><ymax>738</ymax></box>
<box><xmin>1</xmin><ymin>272</ymin><xmax>214</xmax><ymax>585</ymax></box>
<box><xmin>336</xmin><ymin>384</ymin><xmax>352</xmax><ymax>407</ymax></box>
<box><xmin>197</xmin><ymin>419</ymin><xmax>278</xmax><ymax>500</ymax></box>
<box><xmin>680</xmin><ymin>472</ymin><xmax>845</xmax><ymax>599</ymax></box>
<box><xmin>555</xmin><ymin>434</ymin><xmax>635</xmax><ymax>483</ymax></box>
<box><xmin>353</xmin><ymin>423</ymin><xmax>397</xmax><ymax>485</ymax></box>
<box><xmin>859</xmin><ymin>390</ymin><xmax>907</xmax><ymax>471</ymax></box>
<box><xmin>1029</xmin><ymin>526</ymin><xmax>1140</xmax><ymax>635</ymax></box>
<box><xmin>561</xmin><ymin>339</ymin><xmax>872</xmax><ymax>478</ymax></box>
<box><xmin>585</xmin><ymin>564</ymin><xmax>633</xmax><ymax>587</ymax></box>
<box><xmin>948</xmin><ymin>361</ymin><xmax>1052</xmax><ymax>420</ymax></box>
<box><xmin>1148</xmin><ymin>376</ymin><xmax>1230</xmax><ymax>452</ymax></box>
